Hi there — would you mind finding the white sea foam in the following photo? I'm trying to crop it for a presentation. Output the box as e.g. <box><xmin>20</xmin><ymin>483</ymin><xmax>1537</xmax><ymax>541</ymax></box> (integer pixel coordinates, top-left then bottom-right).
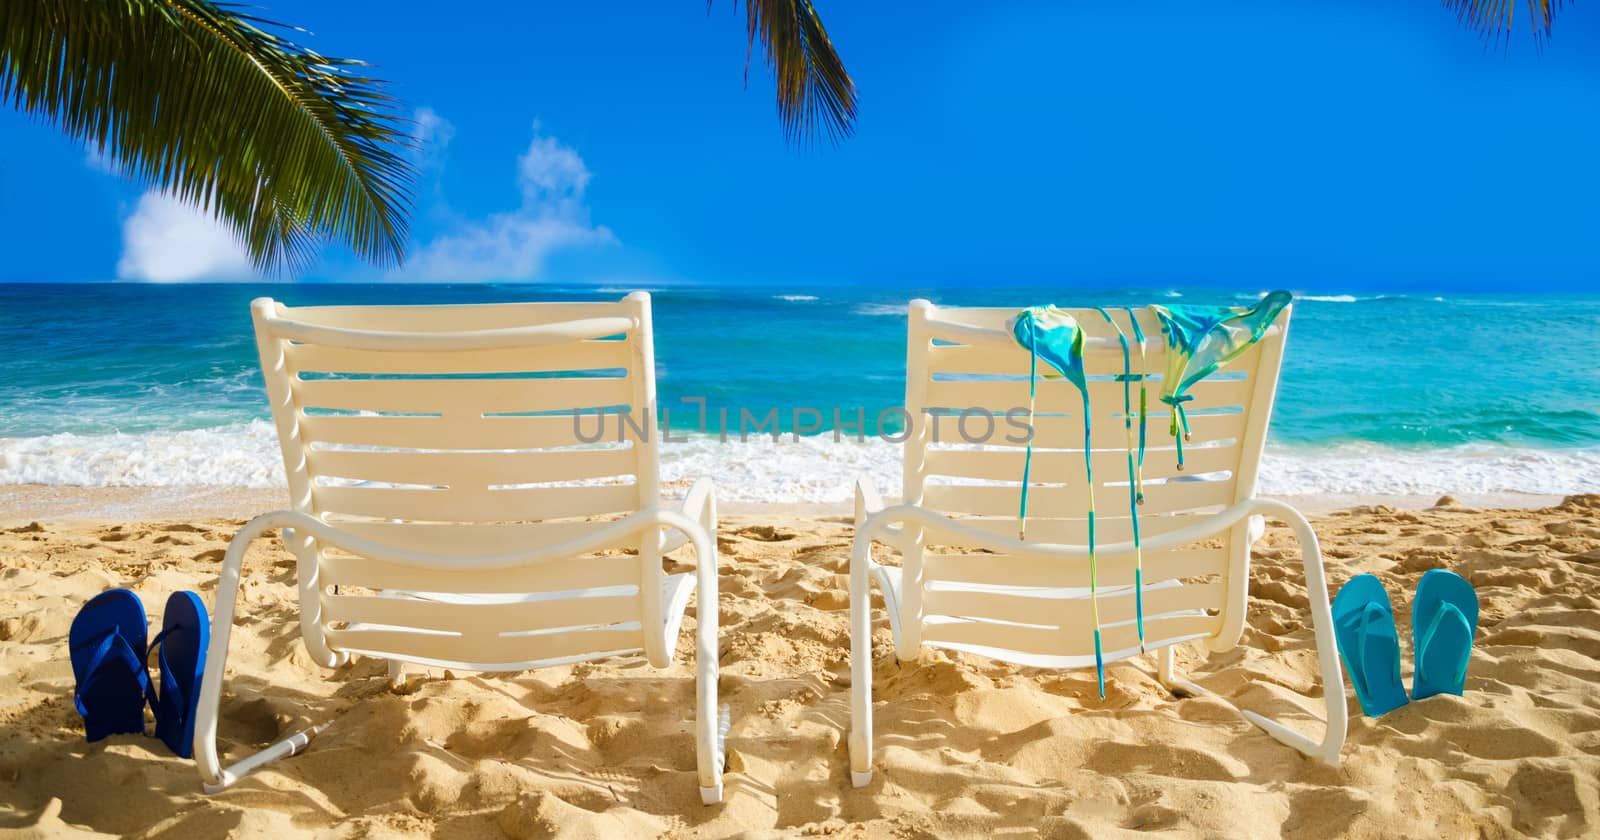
<box><xmin>3</xmin><ymin>425</ymin><xmax>1596</xmax><ymax>502</ymax></box>
<box><xmin>1234</xmin><ymin>292</ymin><xmax>1446</xmax><ymax>305</ymax></box>
<box><xmin>0</xmin><ymin>421</ymin><xmax>287</xmax><ymax>489</ymax></box>
<box><xmin>1257</xmin><ymin>443</ymin><xmax>1600</xmax><ymax>497</ymax></box>
<box><xmin>775</xmin><ymin>294</ymin><xmax>819</xmax><ymax>302</ymax></box>
<box><xmin>853</xmin><ymin>303</ymin><xmax>907</xmax><ymax>316</ymax></box>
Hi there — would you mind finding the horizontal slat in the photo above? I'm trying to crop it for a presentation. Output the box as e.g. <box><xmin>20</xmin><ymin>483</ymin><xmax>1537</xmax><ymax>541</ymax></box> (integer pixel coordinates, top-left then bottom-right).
<box><xmin>1102</xmin><ymin>612</ymin><xmax>1222</xmax><ymax>653</ymax></box>
<box><xmin>323</xmin><ymin>591</ymin><xmax>640</xmax><ymax>635</ymax></box>
<box><xmin>324</xmin><ymin>625</ymin><xmax>644</xmax><ymax>667</ymax></box>
<box><xmin>300</xmin><ymin>413</ymin><xmax>651</xmax><ymax>450</ymax></box>
<box><xmin>923</xmin><ymin>581</ymin><xmax>1224</xmax><ymax>628</ymax></box>
<box><xmin>927</xmin><ymin>341</ymin><xmax>1263</xmax><ymax>378</ymax></box>
<box><xmin>320</xmin><ymin>552</ymin><xmax>640</xmax><ymax>593</ymax></box>
<box><xmin>921</xmin><ymin>445</ymin><xmax>1238</xmax><ymax>484</ymax></box>
<box><xmin>922</xmin><ymin>411</ymin><xmax>1246</xmax><ymax>449</ymax></box>
<box><xmin>277</xmin><ymin>301</ymin><xmax>633</xmax><ymax>332</ymax></box>
<box><xmin>927</xmin><ymin>342</ymin><xmax>1161</xmax><ymax>375</ymax></box>
<box><xmin>295</xmin><ymin>376</ymin><xmax>632</xmax><ymax>415</ymax></box>
<box><xmin>919</xmin><ymin>306</ymin><xmax>1285</xmax><ymax>349</ymax></box>
<box><xmin>286</xmin><ymin>340</ymin><xmax>632</xmax><ymax>375</ymax></box>
<box><xmin>922</xmin><ymin>476</ymin><xmax>1235</xmax><ymax>518</ymax></box>
<box><xmin>922</xmin><ymin>377</ymin><xmax>1252</xmax><ymax>416</ymax></box>
<box><xmin>922</xmin><ymin>612</ymin><xmax>1220</xmax><ymax>659</ymax></box>
<box><xmin>315</xmin><ymin>483</ymin><xmax>639</xmax><ymax>522</ymax></box>
<box><xmin>922</xmin><ymin>512</ymin><xmax>1223</xmax><ymax>544</ymax></box>
<box><xmin>921</xmin><ymin>305</ymin><xmax>1168</xmax><ymax>338</ymax></box>
<box><xmin>923</xmin><ymin>547</ymin><xmax>1229</xmax><ymax>588</ymax></box>
<box><xmin>308</xmin><ymin>447</ymin><xmax>638</xmax><ymax>486</ymax></box>
<box><xmin>328</xmin><ymin>520</ymin><xmax>634</xmax><ymax>555</ymax></box>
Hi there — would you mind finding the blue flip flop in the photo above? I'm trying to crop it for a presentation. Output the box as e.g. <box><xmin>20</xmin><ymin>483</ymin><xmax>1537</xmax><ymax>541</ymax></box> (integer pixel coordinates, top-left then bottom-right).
<box><xmin>1411</xmin><ymin>569</ymin><xmax>1478</xmax><ymax>701</ymax></box>
<box><xmin>147</xmin><ymin>591</ymin><xmax>210</xmax><ymax>758</ymax></box>
<box><xmin>69</xmin><ymin>589</ymin><xmax>150</xmax><ymax>742</ymax></box>
<box><xmin>1331</xmin><ymin>574</ymin><xmax>1409</xmax><ymax>717</ymax></box>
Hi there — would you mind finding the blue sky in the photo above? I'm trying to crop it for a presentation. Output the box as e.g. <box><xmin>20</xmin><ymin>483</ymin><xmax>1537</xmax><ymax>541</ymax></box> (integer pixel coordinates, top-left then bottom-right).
<box><xmin>1</xmin><ymin>0</ymin><xmax>1597</xmax><ymax>291</ymax></box>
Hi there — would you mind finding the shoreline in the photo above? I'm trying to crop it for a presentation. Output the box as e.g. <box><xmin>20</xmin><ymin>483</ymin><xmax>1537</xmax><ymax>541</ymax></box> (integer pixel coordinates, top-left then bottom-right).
<box><xmin>0</xmin><ymin>482</ymin><xmax>1571</xmax><ymax>524</ymax></box>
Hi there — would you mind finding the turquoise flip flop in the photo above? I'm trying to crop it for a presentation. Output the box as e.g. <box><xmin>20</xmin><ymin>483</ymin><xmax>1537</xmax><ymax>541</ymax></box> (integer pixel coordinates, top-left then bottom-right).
<box><xmin>1331</xmin><ymin>574</ymin><xmax>1409</xmax><ymax>717</ymax></box>
<box><xmin>147</xmin><ymin>591</ymin><xmax>210</xmax><ymax>758</ymax></box>
<box><xmin>69</xmin><ymin>589</ymin><xmax>151</xmax><ymax>742</ymax></box>
<box><xmin>1411</xmin><ymin>569</ymin><xmax>1478</xmax><ymax>701</ymax></box>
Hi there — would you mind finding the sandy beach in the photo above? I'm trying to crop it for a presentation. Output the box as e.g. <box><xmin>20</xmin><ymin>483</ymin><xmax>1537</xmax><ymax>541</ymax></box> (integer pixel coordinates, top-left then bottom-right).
<box><xmin>4</xmin><ymin>0</ymin><xmax>1597</xmax><ymax>835</ymax></box>
<box><xmin>1</xmin><ymin>489</ymin><xmax>1597</xmax><ymax>838</ymax></box>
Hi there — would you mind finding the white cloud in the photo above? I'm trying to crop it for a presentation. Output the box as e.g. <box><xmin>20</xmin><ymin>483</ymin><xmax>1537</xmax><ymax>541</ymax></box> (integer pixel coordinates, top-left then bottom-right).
<box><xmin>117</xmin><ymin>191</ymin><xmax>253</xmax><ymax>282</ymax></box>
<box><xmin>397</xmin><ymin>121</ymin><xmax>614</xmax><ymax>282</ymax></box>
<box><xmin>84</xmin><ymin>144</ymin><xmax>121</xmax><ymax>175</ymax></box>
<box><xmin>413</xmin><ymin>107</ymin><xmax>455</xmax><ymax>166</ymax></box>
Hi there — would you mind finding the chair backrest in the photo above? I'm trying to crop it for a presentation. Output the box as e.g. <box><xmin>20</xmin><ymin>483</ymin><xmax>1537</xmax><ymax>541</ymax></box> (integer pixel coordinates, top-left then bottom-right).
<box><xmin>898</xmin><ymin>299</ymin><xmax>1292</xmax><ymax>664</ymax></box>
<box><xmin>250</xmin><ymin>293</ymin><xmax>663</xmax><ymax>670</ymax></box>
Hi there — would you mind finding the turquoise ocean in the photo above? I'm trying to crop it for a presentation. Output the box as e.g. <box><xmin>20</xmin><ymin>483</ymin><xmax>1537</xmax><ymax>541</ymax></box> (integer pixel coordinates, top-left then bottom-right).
<box><xmin>2</xmin><ymin>283</ymin><xmax>1597</xmax><ymax>502</ymax></box>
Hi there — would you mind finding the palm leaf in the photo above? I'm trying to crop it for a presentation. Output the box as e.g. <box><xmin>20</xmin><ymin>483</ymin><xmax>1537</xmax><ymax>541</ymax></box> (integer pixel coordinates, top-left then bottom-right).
<box><xmin>720</xmin><ymin>0</ymin><xmax>857</xmax><ymax>142</ymax></box>
<box><xmin>1442</xmin><ymin>0</ymin><xmax>1564</xmax><ymax>40</ymax></box>
<box><xmin>0</xmin><ymin>0</ymin><xmax>413</xmax><ymax>273</ymax></box>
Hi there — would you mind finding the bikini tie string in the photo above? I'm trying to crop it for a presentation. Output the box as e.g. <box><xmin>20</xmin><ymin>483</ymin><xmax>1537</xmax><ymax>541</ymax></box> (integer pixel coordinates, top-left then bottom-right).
<box><xmin>1160</xmin><ymin>394</ymin><xmax>1195</xmax><ymax>468</ymax></box>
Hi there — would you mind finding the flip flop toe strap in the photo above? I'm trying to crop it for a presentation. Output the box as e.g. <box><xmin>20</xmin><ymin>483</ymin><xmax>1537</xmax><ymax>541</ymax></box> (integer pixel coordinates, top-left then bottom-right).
<box><xmin>1418</xmin><ymin>600</ymin><xmax>1472</xmax><ymax>691</ymax></box>
<box><xmin>73</xmin><ymin>631</ymin><xmax>148</xmax><ymax>717</ymax></box>
<box><xmin>1355</xmin><ymin>600</ymin><xmax>1398</xmax><ymax>699</ymax></box>
<box><xmin>145</xmin><ymin>626</ymin><xmax>188</xmax><ymax>717</ymax></box>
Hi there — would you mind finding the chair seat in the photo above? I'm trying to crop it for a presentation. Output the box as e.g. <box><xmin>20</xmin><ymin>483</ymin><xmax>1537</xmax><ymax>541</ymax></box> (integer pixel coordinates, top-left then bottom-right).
<box><xmin>389</xmin><ymin>573</ymin><xmax>694</xmax><ymax>615</ymax></box>
<box><xmin>871</xmin><ymin>563</ymin><xmax>1201</xmax><ymax>669</ymax></box>
<box><xmin>359</xmin><ymin>573</ymin><xmax>699</xmax><ymax>670</ymax></box>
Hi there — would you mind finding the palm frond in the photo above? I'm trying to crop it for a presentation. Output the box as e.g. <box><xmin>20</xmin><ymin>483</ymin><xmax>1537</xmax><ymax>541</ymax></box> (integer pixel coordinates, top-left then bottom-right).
<box><xmin>1442</xmin><ymin>0</ymin><xmax>1564</xmax><ymax>41</ymax></box>
<box><xmin>720</xmin><ymin>0</ymin><xmax>857</xmax><ymax>143</ymax></box>
<box><xmin>0</xmin><ymin>0</ymin><xmax>414</xmax><ymax>273</ymax></box>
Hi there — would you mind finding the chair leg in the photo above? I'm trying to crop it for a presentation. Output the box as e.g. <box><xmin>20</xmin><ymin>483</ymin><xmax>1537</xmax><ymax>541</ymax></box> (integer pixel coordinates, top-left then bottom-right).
<box><xmin>694</xmin><ymin>603</ymin><xmax>723</xmax><ymax>805</ymax></box>
<box><xmin>848</xmin><ymin>529</ymin><xmax>875</xmax><ymax>788</ymax></box>
<box><xmin>1238</xmin><ymin>502</ymin><xmax>1348</xmax><ymax>766</ymax></box>
<box><xmin>1160</xmin><ymin>503</ymin><xmax>1349</xmax><ymax>767</ymax></box>
<box><xmin>685</xmin><ymin>498</ymin><xmax>724</xmax><ymax>806</ymax></box>
<box><xmin>1157</xmin><ymin>645</ymin><xmax>1207</xmax><ymax>698</ymax></box>
<box><xmin>195</xmin><ymin>515</ymin><xmax>333</xmax><ymax>793</ymax></box>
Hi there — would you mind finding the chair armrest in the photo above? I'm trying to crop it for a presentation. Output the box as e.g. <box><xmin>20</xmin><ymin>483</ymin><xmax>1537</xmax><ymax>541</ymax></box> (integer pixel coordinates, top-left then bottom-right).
<box><xmin>680</xmin><ymin>477</ymin><xmax>718</xmax><ymax>533</ymax></box>
<box><xmin>661</xmin><ymin>478</ymin><xmax>718</xmax><ymax>557</ymax></box>
<box><xmin>859</xmin><ymin>499</ymin><xmax>1273</xmax><ymax>563</ymax></box>
<box><xmin>855</xmin><ymin>476</ymin><xmax>885</xmax><ymax>528</ymax></box>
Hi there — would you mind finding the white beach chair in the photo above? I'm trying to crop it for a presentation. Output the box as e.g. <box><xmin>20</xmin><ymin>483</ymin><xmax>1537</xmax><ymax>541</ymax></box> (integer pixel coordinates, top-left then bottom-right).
<box><xmin>848</xmin><ymin>299</ymin><xmax>1345</xmax><ymax>786</ymax></box>
<box><xmin>194</xmin><ymin>292</ymin><xmax>727</xmax><ymax>804</ymax></box>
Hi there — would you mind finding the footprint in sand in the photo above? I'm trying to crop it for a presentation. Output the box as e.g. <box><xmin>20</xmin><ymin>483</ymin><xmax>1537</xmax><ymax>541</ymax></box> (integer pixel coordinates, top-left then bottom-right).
<box><xmin>735</xmin><ymin>525</ymin><xmax>796</xmax><ymax>542</ymax></box>
<box><xmin>1125</xmin><ymin>803</ymin><xmax>1185</xmax><ymax>832</ymax></box>
<box><xmin>1506</xmin><ymin>760</ymin><xmax>1595</xmax><ymax>835</ymax></box>
<box><xmin>1084</xmin><ymin>740</ymin><xmax>1247</xmax><ymax>782</ymax></box>
<box><xmin>0</xmin><ymin>798</ymin><xmax>116</xmax><ymax>839</ymax></box>
<box><xmin>497</xmin><ymin>791</ymin><xmax>667</xmax><ymax>840</ymax></box>
<box><xmin>1282</xmin><ymin>787</ymin><xmax>1369</xmax><ymax>837</ymax></box>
